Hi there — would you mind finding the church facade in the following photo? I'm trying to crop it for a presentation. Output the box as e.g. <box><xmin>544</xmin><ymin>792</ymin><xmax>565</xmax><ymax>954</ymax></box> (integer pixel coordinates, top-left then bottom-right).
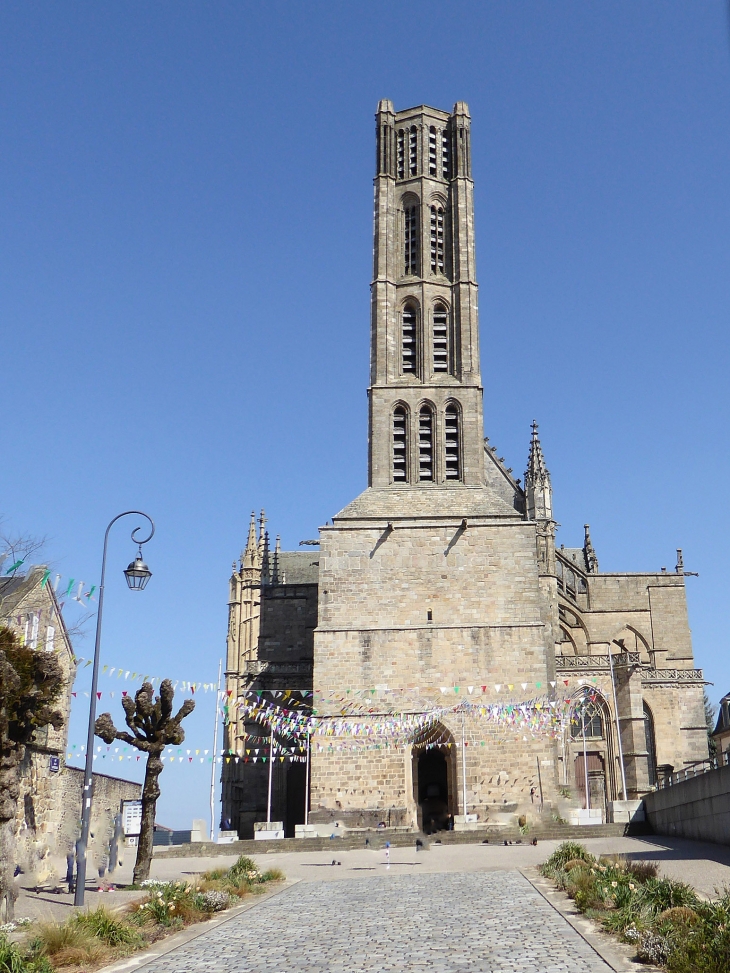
<box><xmin>222</xmin><ymin>101</ymin><xmax>707</xmax><ymax>838</ymax></box>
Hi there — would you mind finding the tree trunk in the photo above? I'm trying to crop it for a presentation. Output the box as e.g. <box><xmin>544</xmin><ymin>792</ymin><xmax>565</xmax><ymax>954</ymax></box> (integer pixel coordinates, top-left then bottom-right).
<box><xmin>132</xmin><ymin>749</ymin><xmax>163</xmax><ymax>885</ymax></box>
<box><xmin>0</xmin><ymin>742</ymin><xmax>23</xmax><ymax>922</ymax></box>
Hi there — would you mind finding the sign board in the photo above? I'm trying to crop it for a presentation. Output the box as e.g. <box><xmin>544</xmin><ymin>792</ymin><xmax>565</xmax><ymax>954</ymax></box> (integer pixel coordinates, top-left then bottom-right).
<box><xmin>49</xmin><ymin>756</ymin><xmax>60</xmax><ymax>773</ymax></box>
<box><xmin>121</xmin><ymin>799</ymin><xmax>143</xmax><ymax>837</ymax></box>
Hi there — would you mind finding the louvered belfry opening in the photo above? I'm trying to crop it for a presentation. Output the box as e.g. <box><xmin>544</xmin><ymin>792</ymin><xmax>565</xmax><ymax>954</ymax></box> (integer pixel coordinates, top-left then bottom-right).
<box><xmin>397</xmin><ymin>129</ymin><xmax>405</xmax><ymax>179</ymax></box>
<box><xmin>392</xmin><ymin>406</ymin><xmax>408</xmax><ymax>482</ymax></box>
<box><xmin>433</xmin><ymin>303</ymin><xmax>448</xmax><ymax>373</ymax></box>
<box><xmin>402</xmin><ymin>304</ymin><xmax>417</xmax><ymax>374</ymax></box>
<box><xmin>418</xmin><ymin>406</ymin><xmax>434</xmax><ymax>481</ymax></box>
<box><xmin>404</xmin><ymin>206</ymin><xmax>418</xmax><ymax>276</ymax></box>
<box><xmin>444</xmin><ymin>404</ymin><xmax>460</xmax><ymax>480</ymax></box>
<box><xmin>442</xmin><ymin>130</ymin><xmax>450</xmax><ymax>178</ymax></box>
<box><xmin>430</xmin><ymin>208</ymin><xmax>444</xmax><ymax>274</ymax></box>
<box><xmin>409</xmin><ymin>126</ymin><xmax>418</xmax><ymax>175</ymax></box>
<box><xmin>429</xmin><ymin>127</ymin><xmax>437</xmax><ymax>176</ymax></box>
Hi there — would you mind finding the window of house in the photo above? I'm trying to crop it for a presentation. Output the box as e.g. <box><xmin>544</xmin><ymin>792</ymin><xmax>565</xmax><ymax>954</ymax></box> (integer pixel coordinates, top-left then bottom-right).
<box><xmin>404</xmin><ymin>205</ymin><xmax>419</xmax><ymax>275</ymax></box>
<box><xmin>393</xmin><ymin>407</ymin><xmax>408</xmax><ymax>482</ymax></box>
<box><xmin>397</xmin><ymin>129</ymin><xmax>405</xmax><ymax>179</ymax></box>
<box><xmin>409</xmin><ymin>126</ymin><xmax>418</xmax><ymax>176</ymax></box>
<box><xmin>442</xmin><ymin>131</ymin><xmax>450</xmax><ymax>178</ymax></box>
<box><xmin>433</xmin><ymin>304</ymin><xmax>449</xmax><ymax>372</ymax></box>
<box><xmin>402</xmin><ymin>305</ymin><xmax>417</xmax><ymax>373</ymax></box>
<box><xmin>444</xmin><ymin>405</ymin><xmax>460</xmax><ymax>480</ymax></box>
<box><xmin>430</xmin><ymin>207</ymin><xmax>444</xmax><ymax>274</ymax></box>
<box><xmin>428</xmin><ymin>127</ymin><xmax>437</xmax><ymax>176</ymax></box>
<box><xmin>45</xmin><ymin>625</ymin><xmax>55</xmax><ymax>652</ymax></box>
<box><xmin>418</xmin><ymin>406</ymin><xmax>434</xmax><ymax>481</ymax></box>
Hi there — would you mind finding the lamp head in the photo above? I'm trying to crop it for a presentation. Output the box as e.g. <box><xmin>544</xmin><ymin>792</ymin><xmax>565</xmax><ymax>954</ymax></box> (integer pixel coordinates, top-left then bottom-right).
<box><xmin>124</xmin><ymin>549</ymin><xmax>152</xmax><ymax>590</ymax></box>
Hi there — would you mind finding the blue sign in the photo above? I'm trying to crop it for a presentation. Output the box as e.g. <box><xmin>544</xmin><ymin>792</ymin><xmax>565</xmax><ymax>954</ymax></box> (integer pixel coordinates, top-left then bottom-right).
<box><xmin>49</xmin><ymin>756</ymin><xmax>60</xmax><ymax>773</ymax></box>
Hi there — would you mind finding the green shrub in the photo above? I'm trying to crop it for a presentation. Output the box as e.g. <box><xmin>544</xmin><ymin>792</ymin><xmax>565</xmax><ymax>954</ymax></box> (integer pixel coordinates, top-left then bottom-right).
<box><xmin>638</xmin><ymin>878</ymin><xmax>698</xmax><ymax>914</ymax></box>
<box><xmin>541</xmin><ymin>842</ymin><xmax>594</xmax><ymax>875</ymax></box>
<box><xmin>28</xmin><ymin>919</ymin><xmax>110</xmax><ymax>968</ymax></box>
<box><xmin>0</xmin><ymin>935</ymin><xmax>54</xmax><ymax>973</ymax></box>
<box><xmin>73</xmin><ymin>907</ymin><xmax>143</xmax><ymax>950</ymax></box>
<box><xmin>625</xmin><ymin>859</ymin><xmax>659</xmax><ymax>882</ymax></box>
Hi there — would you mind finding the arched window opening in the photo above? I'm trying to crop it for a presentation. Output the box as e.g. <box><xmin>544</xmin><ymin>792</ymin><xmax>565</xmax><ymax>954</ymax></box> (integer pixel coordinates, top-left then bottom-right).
<box><xmin>402</xmin><ymin>305</ymin><xmax>417</xmax><ymax>374</ymax></box>
<box><xmin>433</xmin><ymin>304</ymin><xmax>449</xmax><ymax>371</ymax></box>
<box><xmin>404</xmin><ymin>205</ymin><xmax>419</xmax><ymax>275</ymax></box>
<box><xmin>644</xmin><ymin>703</ymin><xmax>658</xmax><ymax>787</ymax></box>
<box><xmin>397</xmin><ymin>129</ymin><xmax>405</xmax><ymax>179</ymax></box>
<box><xmin>418</xmin><ymin>406</ymin><xmax>434</xmax><ymax>481</ymax></box>
<box><xmin>444</xmin><ymin>405</ymin><xmax>460</xmax><ymax>480</ymax></box>
<box><xmin>571</xmin><ymin>698</ymin><xmax>604</xmax><ymax>739</ymax></box>
<box><xmin>392</xmin><ymin>407</ymin><xmax>408</xmax><ymax>482</ymax></box>
<box><xmin>409</xmin><ymin>126</ymin><xmax>418</xmax><ymax>176</ymax></box>
<box><xmin>430</xmin><ymin>207</ymin><xmax>445</xmax><ymax>274</ymax></box>
<box><xmin>442</xmin><ymin>131</ymin><xmax>450</xmax><ymax>178</ymax></box>
<box><xmin>428</xmin><ymin>127</ymin><xmax>437</xmax><ymax>176</ymax></box>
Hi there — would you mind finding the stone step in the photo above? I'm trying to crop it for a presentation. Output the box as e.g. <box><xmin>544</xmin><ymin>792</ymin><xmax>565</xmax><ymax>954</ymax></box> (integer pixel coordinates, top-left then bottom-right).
<box><xmin>155</xmin><ymin>822</ymin><xmax>648</xmax><ymax>858</ymax></box>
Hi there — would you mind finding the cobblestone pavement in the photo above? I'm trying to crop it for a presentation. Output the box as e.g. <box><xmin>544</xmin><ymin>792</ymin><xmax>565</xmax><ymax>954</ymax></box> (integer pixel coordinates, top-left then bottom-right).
<box><xmin>138</xmin><ymin>871</ymin><xmax>611</xmax><ymax>972</ymax></box>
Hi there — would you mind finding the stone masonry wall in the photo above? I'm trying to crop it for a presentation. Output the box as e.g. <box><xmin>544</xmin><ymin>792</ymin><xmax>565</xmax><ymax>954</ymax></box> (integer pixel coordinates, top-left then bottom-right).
<box><xmin>311</xmin><ymin>516</ymin><xmax>560</xmax><ymax>820</ymax></box>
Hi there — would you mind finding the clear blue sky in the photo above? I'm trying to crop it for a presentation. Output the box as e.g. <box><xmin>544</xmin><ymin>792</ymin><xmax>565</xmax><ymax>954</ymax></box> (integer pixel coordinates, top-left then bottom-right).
<box><xmin>2</xmin><ymin>2</ymin><xmax>729</xmax><ymax>829</ymax></box>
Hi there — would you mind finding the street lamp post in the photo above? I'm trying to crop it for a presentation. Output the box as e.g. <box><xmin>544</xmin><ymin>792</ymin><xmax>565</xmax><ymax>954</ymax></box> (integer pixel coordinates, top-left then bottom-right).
<box><xmin>74</xmin><ymin>511</ymin><xmax>154</xmax><ymax>907</ymax></box>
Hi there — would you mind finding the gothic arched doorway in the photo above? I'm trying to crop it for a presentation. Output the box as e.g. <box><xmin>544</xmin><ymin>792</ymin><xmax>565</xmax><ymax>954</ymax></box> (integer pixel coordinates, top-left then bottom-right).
<box><xmin>412</xmin><ymin>727</ymin><xmax>457</xmax><ymax>833</ymax></box>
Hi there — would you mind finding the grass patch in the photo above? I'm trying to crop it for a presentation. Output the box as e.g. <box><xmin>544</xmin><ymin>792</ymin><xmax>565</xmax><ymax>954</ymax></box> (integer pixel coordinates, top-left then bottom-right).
<box><xmin>0</xmin><ymin>934</ymin><xmax>54</xmax><ymax>973</ymax></box>
<box><xmin>15</xmin><ymin>857</ymin><xmax>284</xmax><ymax>972</ymax></box>
<box><xmin>539</xmin><ymin>842</ymin><xmax>730</xmax><ymax>972</ymax></box>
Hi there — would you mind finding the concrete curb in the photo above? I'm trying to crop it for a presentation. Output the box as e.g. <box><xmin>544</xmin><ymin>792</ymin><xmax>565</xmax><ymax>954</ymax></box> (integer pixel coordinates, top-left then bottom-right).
<box><xmin>95</xmin><ymin>879</ymin><xmax>298</xmax><ymax>973</ymax></box>
<box><xmin>519</xmin><ymin>867</ymin><xmax>662</xmax><ymax>973</ymax></box>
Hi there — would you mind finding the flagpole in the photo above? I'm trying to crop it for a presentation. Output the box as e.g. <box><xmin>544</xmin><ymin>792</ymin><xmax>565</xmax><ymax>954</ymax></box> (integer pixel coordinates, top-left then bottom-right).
<box><xmin>581</xmin><ymin>695</ymin><xmax>590</xmax><ymax>811</ymax></box>
<box><xmin>608</xmin><ymin>643</ymin><xmax>628</xmax><ymax>801</ymax></box>
<box><xmin>266</xmin><ymin>726</ymin><xmax>274</xmax><ymax>825</ymax></box>
<box><xmin>460</xmin><ymin>709</ymin><xmax>468</xmax><ymax>818</ymax></box>
<box><xmin>209</xmin><ymin>659</ymin><xmax>222</xmax><ymax>842</ymax></box>
<box><xmin>304</xmin><ymin>731</ymin><xmax>310</xmax><ymax>826</ymax></box>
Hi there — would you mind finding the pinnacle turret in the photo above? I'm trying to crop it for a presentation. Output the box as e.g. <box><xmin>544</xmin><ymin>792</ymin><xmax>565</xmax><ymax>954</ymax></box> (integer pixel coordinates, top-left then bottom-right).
<box><xmin>272</xmin><ymin>535</ymin><xmax>281</xmax><ymax>585</ymax></box>
<box><xmin>261</xmin><ymin>531</ymin><xmax>270</xmax><ymax>586</ymax></box>
<box><xmin>524</xmin><ymin>421</ymin><xmax>553</xmax><ymax>521</ymax></box>
<box><xmin>584</xmin><ymin>524</ymin><xmax>599</xmax><ymax>573</ymax></box>
<box><xmin>242</xmin><ymin>511</ymin><xmax>258</xmax><ymax>569</ymax></box>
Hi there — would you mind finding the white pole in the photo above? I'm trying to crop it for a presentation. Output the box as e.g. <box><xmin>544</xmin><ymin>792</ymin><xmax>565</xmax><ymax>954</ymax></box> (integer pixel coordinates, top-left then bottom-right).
<box><xmin>209</xmin><ymin>659</ymin><xmax>222</xmax><ymax>843</ymax></box>
<box><xmin>266</xmin><ymin>726</ymin><xmax>274</xmax><ymax>825</ymax></box>
<box><xmin>461</xmin><ymin>710</ymin><xmax>467</xmax><ymax>818</ymax></box>
<box><xmin>304</xmin><ymin>732</ymin><xmax>311</xmax><ymax>826</ymax></box>
<box><xmin>581</xmin><ymin>696</ymin><xmax>590</xmax><ymax>811</ymax></box>
<box><xmin>608</xmin><ymin>644</ymin><xmax>628</xmax><ymax>801</ymax></box>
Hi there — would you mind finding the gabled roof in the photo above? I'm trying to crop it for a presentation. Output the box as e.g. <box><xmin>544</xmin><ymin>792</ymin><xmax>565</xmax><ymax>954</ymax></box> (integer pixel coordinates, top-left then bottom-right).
<box><xmin>713</xmin><ymin>694</ymin><xmax>730</xmax><ymax>736</ymax></box>
<box><xmin>272</xmin><ymin>551</ymin><xmax>319</xmax><ymax>585</ymax></box>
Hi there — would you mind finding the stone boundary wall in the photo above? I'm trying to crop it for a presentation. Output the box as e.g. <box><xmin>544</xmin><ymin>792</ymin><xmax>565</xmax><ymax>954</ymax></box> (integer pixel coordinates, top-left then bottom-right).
<box><xmin>643</xmin><ymin>765</ymin><xmax>730</xmax><ymax>845</ymax></box>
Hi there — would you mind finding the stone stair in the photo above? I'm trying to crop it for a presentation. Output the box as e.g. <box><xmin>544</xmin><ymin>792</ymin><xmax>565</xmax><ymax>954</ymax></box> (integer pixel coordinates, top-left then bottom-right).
<box><xmin>155</xmin><ymin>821</ymin><xmax>650</xmax><ymax>858</ymax></box>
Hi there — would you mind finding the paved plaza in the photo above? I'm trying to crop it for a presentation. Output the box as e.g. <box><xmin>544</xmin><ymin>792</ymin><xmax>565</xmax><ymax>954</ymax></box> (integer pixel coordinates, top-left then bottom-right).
<box><xmin>18</xmin><ymin>835</ymin><xmax>730</xmax><ymax>972</ymax></box>
<box><xmin>128</xmin><ymin>870</ymin><xmax>613</xmax><ymax>973</ymax></box>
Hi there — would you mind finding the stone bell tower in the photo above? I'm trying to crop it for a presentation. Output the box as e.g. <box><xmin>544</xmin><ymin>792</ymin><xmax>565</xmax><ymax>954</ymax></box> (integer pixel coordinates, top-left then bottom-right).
<box><xmin>309</xmin><ymin>101</ymin><xmax>558</xmax><ymax>831</ymax></box>
<box><xmin>369</xmin><ymin>100</ymin><xmax>485</xmax><ymax>488</ymax></box>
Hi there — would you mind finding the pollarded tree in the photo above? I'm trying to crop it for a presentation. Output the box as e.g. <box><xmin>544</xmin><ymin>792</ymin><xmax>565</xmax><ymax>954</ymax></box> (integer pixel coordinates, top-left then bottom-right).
<box><xmin>0</xmin><ymin>627</ymin><xmax>64</xmax><ymax>921</ymax></box>
<box><xmin>95</xmin><ymin>679</ymin><xmax>195</xmax><ymax>883</ymax></box>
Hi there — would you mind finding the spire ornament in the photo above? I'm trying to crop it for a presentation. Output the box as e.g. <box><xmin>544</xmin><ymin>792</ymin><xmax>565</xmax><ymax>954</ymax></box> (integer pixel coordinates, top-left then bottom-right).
<box><xmin>524</xmin><ymin>421</ymin><xmax>553</xmax><ymax>522</ymax></box>
<box><xmin>584</xmin><ymin>524</ymin><xmax>599</xmax><ymax>573</ymax></box>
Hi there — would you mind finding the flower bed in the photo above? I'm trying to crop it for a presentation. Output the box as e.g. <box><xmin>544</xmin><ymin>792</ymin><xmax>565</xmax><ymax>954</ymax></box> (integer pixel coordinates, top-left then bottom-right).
<box><xmin>540</xmin><ymin>841</ymin><xmax>730</xmax><ymax>972</ymax></box>
<box><xmin>1</xmin><ymin>856</ymin><xmax>283</xmax><ymax>972</ymax></box>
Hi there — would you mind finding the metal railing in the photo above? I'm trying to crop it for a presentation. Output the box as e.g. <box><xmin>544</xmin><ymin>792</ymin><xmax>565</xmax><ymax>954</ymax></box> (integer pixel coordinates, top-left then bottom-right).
<box><xmin>657</xmin><ymin>755</ymin><xmax>728</xmax><ymax>789</ymax></box>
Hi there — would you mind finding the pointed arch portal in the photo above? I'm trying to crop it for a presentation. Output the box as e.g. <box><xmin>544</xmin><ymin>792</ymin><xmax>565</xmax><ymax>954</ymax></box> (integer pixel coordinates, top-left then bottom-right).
<box><xmin>412</xmin><ymin>726</ymin><xmax>457</xmax><ymax>832</ymax></box>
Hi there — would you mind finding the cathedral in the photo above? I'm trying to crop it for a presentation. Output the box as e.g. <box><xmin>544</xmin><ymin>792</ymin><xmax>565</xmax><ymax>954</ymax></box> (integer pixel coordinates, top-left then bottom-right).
<box><xmin>222</xmin><ymin>101</ymin><xmax>707</xmax><ymax>839</ymax></box>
